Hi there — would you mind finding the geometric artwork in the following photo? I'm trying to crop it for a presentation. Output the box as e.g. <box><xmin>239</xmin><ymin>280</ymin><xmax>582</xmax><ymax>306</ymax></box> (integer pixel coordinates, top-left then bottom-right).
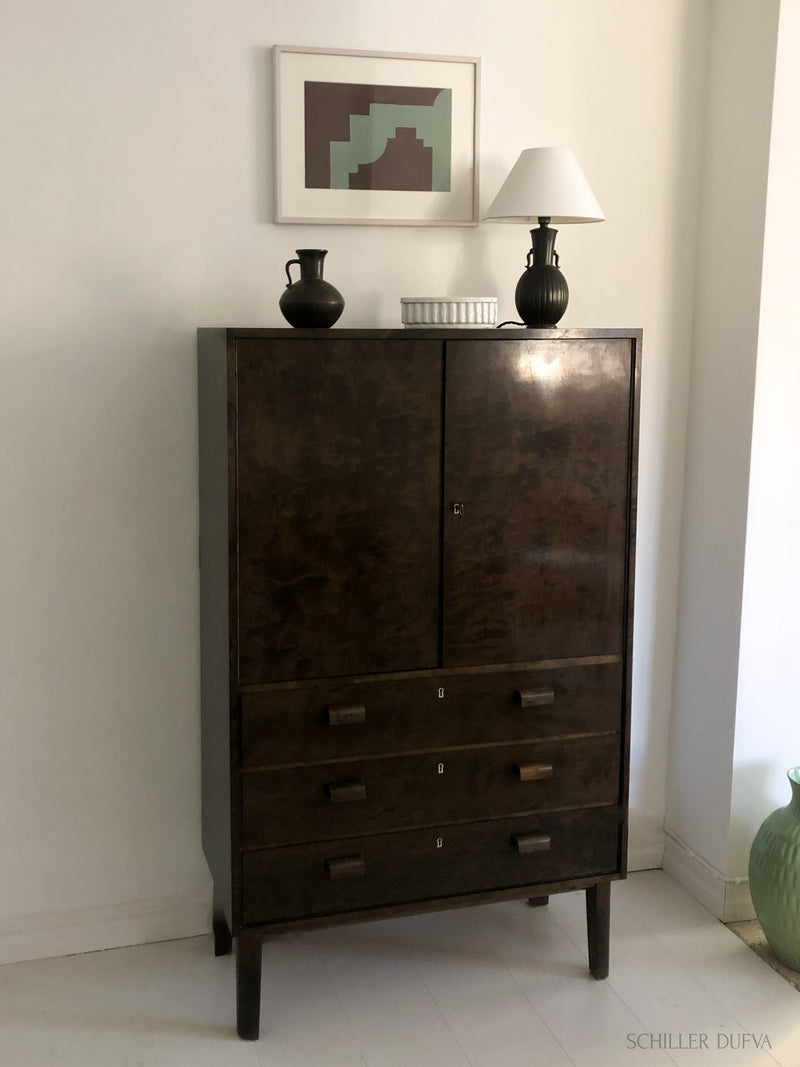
<box><xmin>304</xmin><ymin>82</ymin><xmax>452</xmax><ymax>192</ymax></box>
<box><xmin>273</xmin><ymin>46</ymin><xmax>479</xmax><ymax>226</ymax></box>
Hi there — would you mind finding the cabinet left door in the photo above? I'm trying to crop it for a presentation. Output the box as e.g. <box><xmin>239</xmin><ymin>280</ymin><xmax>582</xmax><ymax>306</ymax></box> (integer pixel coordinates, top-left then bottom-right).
<box><xmin>233</xmin><ymin>336</ymin><xmax>443</xmax><ymax>685</ymax></box>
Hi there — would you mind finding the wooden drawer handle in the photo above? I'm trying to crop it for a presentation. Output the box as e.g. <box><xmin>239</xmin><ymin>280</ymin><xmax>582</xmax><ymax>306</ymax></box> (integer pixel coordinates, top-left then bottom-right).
<box><xmin>514</xmin><ymin>762</ymin><xmax>554</xmax><ymax>782</ymax></box>
<box><xmin>327</xmin><ymin>703</ymin><xmax>366</xmax><ymax>726</ymax></box>
<box><xmin>514</xmin><ymin>688</ymin><xmax>555</xmax><ymax>708</ymax></box>
<box><xmin>325</xmin><ymin>780</ymin><xmax>367</xmax><ymax>804</ymax></box>
<box><xmin>511</xmin><ymin>833</ymin><xmax>551</xmax><ymax>855</ymax></box>
<box><xmin>325</xmin><ymin>856</ymin><xmax>366</xmax><ymax>880</ymax></box>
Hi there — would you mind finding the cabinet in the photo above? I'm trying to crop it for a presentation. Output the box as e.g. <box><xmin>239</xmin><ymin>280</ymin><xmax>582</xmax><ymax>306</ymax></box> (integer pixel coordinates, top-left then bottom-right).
<box><xmin>197</xmin><ymin>327</ymin><xmax>641</xmax><ymax>1040</ymax></box>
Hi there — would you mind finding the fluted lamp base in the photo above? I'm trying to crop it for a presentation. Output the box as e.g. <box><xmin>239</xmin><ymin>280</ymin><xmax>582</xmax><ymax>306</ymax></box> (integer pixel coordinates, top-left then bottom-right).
<box><xmin>515</xmin><ymin>267</ymin><xmax>569</xmax><ymax>327</ymax></box>
<box><xmin>514</xmin><ymin>219</ymin><xmax>570</xmax><ymax>328</ymax></box>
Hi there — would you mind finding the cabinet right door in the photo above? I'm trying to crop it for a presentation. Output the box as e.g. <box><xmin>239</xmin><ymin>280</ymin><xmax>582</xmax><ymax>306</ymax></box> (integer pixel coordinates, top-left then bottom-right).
<box><xmin>442</xmin><ymin>337</ymin><xmax>636</xmax><ymax>668</ymax></box>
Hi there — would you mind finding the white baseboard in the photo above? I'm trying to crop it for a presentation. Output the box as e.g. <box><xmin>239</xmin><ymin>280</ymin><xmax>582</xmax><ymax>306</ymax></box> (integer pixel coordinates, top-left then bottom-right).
<box><xmin>0</xmin><ymin>819</ymin><xmax>686</xmax><ymax>967</ymax></box>
<box><xmin>0</xmin><ymin>896</ymin><xmax>212</xmax><ymax>967</ymax></box>
<box><xmin>663</xmin><ymin>829</ymin><xmax>754</xmax><ymax>921</ymax></box>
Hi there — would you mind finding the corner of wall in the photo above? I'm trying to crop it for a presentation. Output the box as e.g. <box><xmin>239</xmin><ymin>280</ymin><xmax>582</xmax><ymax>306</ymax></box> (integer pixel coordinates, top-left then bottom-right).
<box><xmin>627</xmin><ymin>812</ymin><xmax>667</xmax><ymax>873</ymax></box>
<box><xmin>663</xmin><ymin>828</ymin><xmax>754</xmax><ymax>922</ymax></box>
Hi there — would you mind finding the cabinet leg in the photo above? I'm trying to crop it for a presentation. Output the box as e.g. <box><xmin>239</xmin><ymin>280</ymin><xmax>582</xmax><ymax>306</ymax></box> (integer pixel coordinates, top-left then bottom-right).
<box><xmin>526</xmin><ymin>895</ymin><xmax>550</xmax><ymax>907</ymax></box>
<box><xmin>213</xmin><ymin>910</ymin><xmax>232</xmax><ymax>957</ymax></box>
<box><xmin>236</xmin><ymin>932</ymin><xmax>262</xmax><ymax>1040</ymax></box>
<box><xmin>585</xmin><ymin>881</ymin><xmax>611</xmax><ymax>979</ymax></box>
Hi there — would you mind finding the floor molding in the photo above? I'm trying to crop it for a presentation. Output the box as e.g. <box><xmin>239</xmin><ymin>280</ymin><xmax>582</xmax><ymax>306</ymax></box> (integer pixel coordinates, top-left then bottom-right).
<box><xmin>0</xmin><ymin>819</ymin><xmax>669</xmax><ymax>967</ymax></box>
<box><xmin>0</xmin><ymin>895</ymin><xmax>211</xmax><ymax>966</ymax></box>
<box><xmin>663</xmin><ymin>828</ymin><xmax>755</xmax><ymax>921</ymax></box>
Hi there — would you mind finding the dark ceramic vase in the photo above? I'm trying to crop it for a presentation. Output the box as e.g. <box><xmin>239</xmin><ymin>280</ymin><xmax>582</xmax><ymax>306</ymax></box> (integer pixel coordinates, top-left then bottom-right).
<box><xmin>279</xmin><ymin>249</ymin><xmax>345</xmax><ymax>328</ymax></box>
<box><xmin>514</xmin><ymin>223</ymin><xmax>569</xmax><ymax>328</ymax></box>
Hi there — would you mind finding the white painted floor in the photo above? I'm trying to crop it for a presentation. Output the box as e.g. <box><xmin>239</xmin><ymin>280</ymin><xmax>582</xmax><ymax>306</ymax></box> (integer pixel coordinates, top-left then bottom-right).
<box><xmin>1</xmin><ymin>870</ymin><xmax>798</xmax><ymax>1066</ymax></box>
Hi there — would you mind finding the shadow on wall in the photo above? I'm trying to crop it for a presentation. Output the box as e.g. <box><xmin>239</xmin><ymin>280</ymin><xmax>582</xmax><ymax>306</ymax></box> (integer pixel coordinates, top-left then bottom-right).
<box><xmin>730</xmin><ymin>761</ymin><xmax>786</xmax><ymax>874</ymax></box>
<box><xmin>447</xmin><ymin>226</ymin><xmax>500</xmax><ymax>306</ymax></box>
<box><xmin>252</xmin><ymin>44</ymin><xmax>274</xmax><ymax>226</ymax></box>
<box><xmin>3</xmin><ymin>277</ymin><xmax>212</xmax><ymax>920</ymax></box>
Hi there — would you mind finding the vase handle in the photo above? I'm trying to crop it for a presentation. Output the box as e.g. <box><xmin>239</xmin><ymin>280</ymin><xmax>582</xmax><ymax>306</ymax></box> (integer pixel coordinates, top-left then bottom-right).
<box><xmin>284</xmin><ymin>258</ymin><xmax>301</xmax><ymax>288</ymax></box>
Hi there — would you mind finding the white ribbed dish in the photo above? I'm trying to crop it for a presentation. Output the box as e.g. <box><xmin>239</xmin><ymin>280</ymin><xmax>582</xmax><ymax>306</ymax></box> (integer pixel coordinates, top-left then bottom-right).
<box><xmin>400</xmin><ymin>297</ymin><xmax>498</xmax><ymax>328</ymax></box>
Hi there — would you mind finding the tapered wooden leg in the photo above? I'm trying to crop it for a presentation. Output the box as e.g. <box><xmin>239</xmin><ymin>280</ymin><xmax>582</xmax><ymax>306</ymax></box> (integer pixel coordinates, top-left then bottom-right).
<box><xmin>213</xmin><ymin>910</ymin><xmax>232</xmax><ymax>957</ymax></box>
<box><xmin>526</xmin><ymin>895</ymin><xmax>550</xmax><ymax>907</ymax></box>
<box><xmin>586</xmin><ymin>881</ymin><xmax>611</xmax><ymax>979</ymax></box>
<box><xmin>236</xmin><ymin>932</ymin><xmax>262</xmax><ymax>1040</ymax></box>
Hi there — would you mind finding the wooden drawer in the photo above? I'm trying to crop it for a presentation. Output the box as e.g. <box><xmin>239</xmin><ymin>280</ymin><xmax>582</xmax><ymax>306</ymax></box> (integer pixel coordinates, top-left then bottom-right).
<box><xmin>242</xmin><ymin>735</ymin><xmax>620</xmax><ymax>848</ymax></box>
<box><xmin>241</xmin><ymin>806</ymin><xmax>622</xmax><ymax>925</ymax></box>
<box><xmin>241</xmin><ymin>661</ymin><xmax>623</xmax><ymax>769</ymax></box>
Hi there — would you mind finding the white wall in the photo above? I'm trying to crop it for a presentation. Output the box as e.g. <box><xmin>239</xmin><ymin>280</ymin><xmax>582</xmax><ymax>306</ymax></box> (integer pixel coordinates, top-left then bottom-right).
<box><xmin>731</xmin><ymin>0</ymin><xmax>800</xmax><ymax>872</ymax></box>
<box><xmin>0</xmin><ymin>0</ymin><xmax>704</xmax><ymax>961</ymax></box>
<box><xmin>664</xmin><ymin>0</ymin><xmax>779</xmax><ymax>902</ymax></box>
<box><xmin>661</xmin><ymin>0</ymin><xmax>800</xmax><ymax>921</ymax></box>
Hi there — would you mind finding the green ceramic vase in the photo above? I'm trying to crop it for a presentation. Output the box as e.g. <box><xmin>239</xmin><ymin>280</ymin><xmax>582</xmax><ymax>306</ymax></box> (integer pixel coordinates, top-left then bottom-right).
<box><xmin>749</xmin><ymin>767</ymin><xmax>800</xmax><ymax>971</ymax></box>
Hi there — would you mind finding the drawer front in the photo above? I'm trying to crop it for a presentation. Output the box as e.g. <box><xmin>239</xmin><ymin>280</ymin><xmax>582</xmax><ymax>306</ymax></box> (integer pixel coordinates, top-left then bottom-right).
<box><xmin>241</xmin><ymin>661</ymin><xmax>623</xmax><ymax>769</ymax></box>
<box><xmin>242</xmin><ymin>807</ymin><xmax>622</xmax><ymax>924</ymax></box>
<box><xmin>242</xmin><ymin>735</ymin><xmax>620</xmax><ymax>848</ymax></box>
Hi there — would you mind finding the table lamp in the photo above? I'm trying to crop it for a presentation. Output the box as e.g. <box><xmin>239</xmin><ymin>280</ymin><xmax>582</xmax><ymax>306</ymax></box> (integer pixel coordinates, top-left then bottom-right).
<box><xmin>484</xmin><ymin>147</ymin><xmax>604</xmax><ymax>327</ymax></box>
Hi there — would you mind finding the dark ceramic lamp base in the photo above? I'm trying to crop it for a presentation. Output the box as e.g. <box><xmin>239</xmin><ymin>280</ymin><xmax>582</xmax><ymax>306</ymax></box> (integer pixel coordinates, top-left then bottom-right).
<box><xmin>514</xmin><ymin>220</ymin><xmax>569</xmax><ymax>328</ymax></box>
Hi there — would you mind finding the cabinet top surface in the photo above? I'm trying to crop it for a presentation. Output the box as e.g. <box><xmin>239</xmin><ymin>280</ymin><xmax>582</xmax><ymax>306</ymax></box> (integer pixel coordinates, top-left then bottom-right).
<box><xmin>198</xmin><ymin>327</ymin><xmax>643</xmax><ymax>342</ymax></box>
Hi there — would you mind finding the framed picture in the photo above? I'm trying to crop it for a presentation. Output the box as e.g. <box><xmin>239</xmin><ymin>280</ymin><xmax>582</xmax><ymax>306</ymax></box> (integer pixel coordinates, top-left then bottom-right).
<box><xmin>273</xmin><ymin>45</ymin><xmax>480</xmax><ymax>226</ymax></box>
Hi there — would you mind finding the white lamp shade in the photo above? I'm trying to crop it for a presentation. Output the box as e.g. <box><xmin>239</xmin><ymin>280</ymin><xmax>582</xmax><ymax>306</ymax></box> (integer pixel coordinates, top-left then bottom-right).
<box><xmin>484</xmin><ymin>147</ymin><xmax>605</xmax><ymax>224</ymax></box>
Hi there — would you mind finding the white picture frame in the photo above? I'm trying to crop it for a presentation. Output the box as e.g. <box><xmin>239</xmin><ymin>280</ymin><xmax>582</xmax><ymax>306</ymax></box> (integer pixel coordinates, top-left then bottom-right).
<box><xmin>273</xmin><ymin>45</ymin><xmax>480</xmax><ymax>226</ymax></box>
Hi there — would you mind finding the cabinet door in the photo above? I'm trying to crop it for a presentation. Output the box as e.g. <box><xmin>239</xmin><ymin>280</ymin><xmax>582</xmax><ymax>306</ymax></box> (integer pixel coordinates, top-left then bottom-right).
<box><xmin>442</xmin><ymin>337</ymin><xmax>634</xmax><ymax>667</ymax></box>
<box><xmin>235</xmin><ymin>337</ymin><xmax>441</xmax><ymax>684</ymax></box>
